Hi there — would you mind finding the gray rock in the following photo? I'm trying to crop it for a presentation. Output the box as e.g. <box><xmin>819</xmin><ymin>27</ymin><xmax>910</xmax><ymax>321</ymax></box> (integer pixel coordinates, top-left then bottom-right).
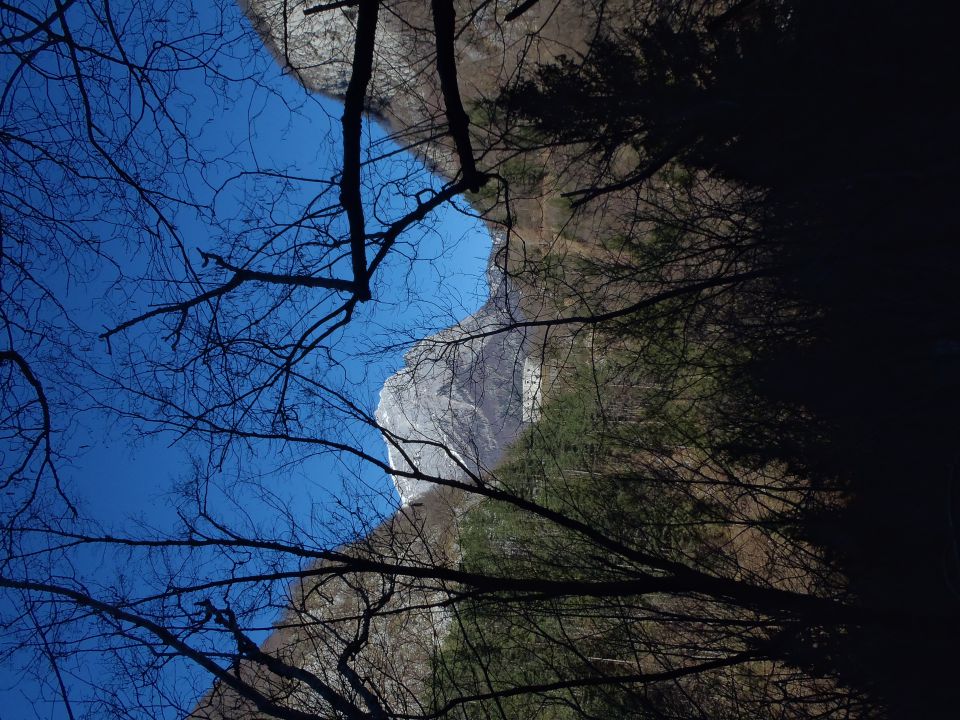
<box><xmin>237</xmin><ymin>0</ymin><xmax>416</xmax><ymax>103</ymax></box>
<box><xmin>376</xmin><ymin>233</ymin><xmax>530</xmax><ymax>504</ymax></box>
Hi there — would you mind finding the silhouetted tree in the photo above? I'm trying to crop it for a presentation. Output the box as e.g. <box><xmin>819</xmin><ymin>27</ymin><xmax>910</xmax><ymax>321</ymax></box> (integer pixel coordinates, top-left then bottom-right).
<box><xmin>5</xmin><ymin>1</ymin><xmax>953</xmax><ymax>719</ymax></box>
<box><xmin>499</xmin><ymin>1</ymin><xmax>960</xmax><ymax>716</ymax></box>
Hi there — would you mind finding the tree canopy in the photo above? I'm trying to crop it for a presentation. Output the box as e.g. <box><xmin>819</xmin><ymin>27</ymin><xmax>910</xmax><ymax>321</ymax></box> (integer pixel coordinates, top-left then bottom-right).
<box><xmin>3</xmin><ymin>2</ymin><xmax>958</xmax><ymax>719</ymax></box>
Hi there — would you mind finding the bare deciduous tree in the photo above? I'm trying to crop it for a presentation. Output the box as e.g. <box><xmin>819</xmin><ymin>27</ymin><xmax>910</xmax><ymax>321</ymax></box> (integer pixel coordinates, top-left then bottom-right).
<box><xmin>5</xmin><ymin>1</ymin><xmax>949</xmax><ymax>719</ymax></box>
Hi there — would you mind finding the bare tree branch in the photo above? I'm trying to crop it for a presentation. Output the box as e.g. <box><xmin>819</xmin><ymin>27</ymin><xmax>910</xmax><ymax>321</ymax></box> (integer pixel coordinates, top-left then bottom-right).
<box><xmin>339</xmin><ymin>0</ymin><xmax>380</xmax><ymax>302</ymax></box>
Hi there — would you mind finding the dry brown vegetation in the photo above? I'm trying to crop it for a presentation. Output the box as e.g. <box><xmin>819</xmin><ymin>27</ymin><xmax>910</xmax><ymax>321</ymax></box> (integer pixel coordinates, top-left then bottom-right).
<box><xmin>194</xmin><ymin>3</ymin><xmax>880</xmax><ymax>718</ymax></box>
<box><xmin>5</xmin><ymin>1</ymin><xmax>954</xmax><ymax>718</ymax></box>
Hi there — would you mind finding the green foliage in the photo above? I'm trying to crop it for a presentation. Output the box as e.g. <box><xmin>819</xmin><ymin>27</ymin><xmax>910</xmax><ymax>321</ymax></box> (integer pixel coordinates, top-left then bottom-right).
<box><xmin>467</xmin><ymin>100</ymin><xmax>500</xmax><ymax>128</ymax></box>
<box><xmin>430</xmin><ymin>361</ymin><xmax>718</xmax><ymax>719</ymax></box>
<box><xmin>664</xmin><ymin>164</ymin><xmax>695</xmax><ymax>191</ymax></box>
<box><xmin>463</xmin><ymin>181</ymin><xmax>499</xmax><ymax>206</ymax></box>
<box><xmin>498</xmin><ymin>156</ymin><xmax>547</xmax><ymax>190</ymax></box>
<box><xmin>449</xmin><ymin>3</ymin><xmax>960</xmax><ymax>715</ymax></box>
<box><xmin>463</xmin><ymin>178</ymin><xmax>510</xmax><ymax>223</ymax></box>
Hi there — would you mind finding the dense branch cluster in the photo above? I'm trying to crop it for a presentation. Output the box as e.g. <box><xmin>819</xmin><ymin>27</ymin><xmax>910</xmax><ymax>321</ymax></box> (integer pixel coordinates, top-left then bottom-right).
<box><xmin>2</xmin><ymin>1</ymin><xmax>956</xmax><ymax>719</ymax></box>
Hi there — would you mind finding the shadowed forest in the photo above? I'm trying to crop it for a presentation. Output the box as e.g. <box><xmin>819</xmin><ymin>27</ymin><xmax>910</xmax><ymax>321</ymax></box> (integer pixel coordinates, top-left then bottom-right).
<box><xmin>2</xmin><ymin>1</ymin><xmax>958</xmax><ymax>719</ymax></box>
<box><xmin>478</xmin><ymin>3</ymin><xmax>960</xmax><ymax>716</ymax></box>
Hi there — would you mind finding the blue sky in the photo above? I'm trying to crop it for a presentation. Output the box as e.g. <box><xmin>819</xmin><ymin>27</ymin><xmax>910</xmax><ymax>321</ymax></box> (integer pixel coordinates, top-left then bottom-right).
<box><xmin>0</xmin><ymin>0</ymin><xmax>491</xmax><ymax>716</ymax></box>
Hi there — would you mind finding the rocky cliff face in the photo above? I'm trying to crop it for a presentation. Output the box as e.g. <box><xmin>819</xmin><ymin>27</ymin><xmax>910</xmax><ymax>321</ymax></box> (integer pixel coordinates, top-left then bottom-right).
<box><xmin>376</xmin><ymin>232</ymin><xmax>530</xmax><ymax>504</ymax></box>
<box><xmin>238</xmin><ymin>0</ymin><xmax>416</xmax><ymax>99</ymax></box>
<box><xmin>237</xmin><ymin>0</ymin><xmax>456</xmax><ymax>175</ymax></box>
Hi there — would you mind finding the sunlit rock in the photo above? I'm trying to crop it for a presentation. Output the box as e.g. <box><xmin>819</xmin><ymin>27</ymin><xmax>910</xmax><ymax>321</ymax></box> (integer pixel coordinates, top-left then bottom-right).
<box><xmin>376</xmin><ymin>233</ymin><xmax>529</xmax><ymax>504</ymax></box>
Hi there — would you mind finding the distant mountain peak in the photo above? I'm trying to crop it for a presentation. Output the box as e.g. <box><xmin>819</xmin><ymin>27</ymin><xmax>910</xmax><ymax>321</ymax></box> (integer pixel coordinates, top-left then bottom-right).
<box><xmin>376</xmin><ymin>233</ymin><xmax>532</xmax><ymax>504</ymax></box>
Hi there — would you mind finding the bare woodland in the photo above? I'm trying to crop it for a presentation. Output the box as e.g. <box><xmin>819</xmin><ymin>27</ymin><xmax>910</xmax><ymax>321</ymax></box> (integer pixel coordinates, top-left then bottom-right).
<box><xmin>3</xmin><ymin>1</ymin><xmax>958</xmax><ymax>719</ymax></box>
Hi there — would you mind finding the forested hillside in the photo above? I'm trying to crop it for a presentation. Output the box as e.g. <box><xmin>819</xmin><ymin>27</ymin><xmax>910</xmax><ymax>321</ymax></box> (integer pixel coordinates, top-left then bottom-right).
<box><xmin>218</xmin><ymin>1</ymin><xmax>960</xmax><ymax>718</ymax></box>
<box><xmin>432</xmin><ymin>2</ymin><xmax>958</xmax><ymax>717</ymax></box>
<box><xmin>457</xmin><ymin>7</ymin><xmax>959</xmax><ymax>720</ymax></box>
<box><xmin>3</xmin><ymin>1</ymin><xmax>955</xmax><ymax>718</ymax></box>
